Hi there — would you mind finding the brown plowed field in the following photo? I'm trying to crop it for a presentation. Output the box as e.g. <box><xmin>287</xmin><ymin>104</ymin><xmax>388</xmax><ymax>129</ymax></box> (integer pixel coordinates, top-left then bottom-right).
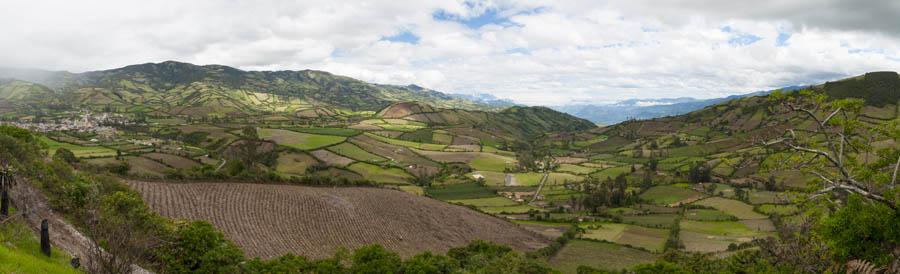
<box><xmin>127</xmin><ymin>181</ymin><xmax>548</xmax><ymax>259</ymax></box>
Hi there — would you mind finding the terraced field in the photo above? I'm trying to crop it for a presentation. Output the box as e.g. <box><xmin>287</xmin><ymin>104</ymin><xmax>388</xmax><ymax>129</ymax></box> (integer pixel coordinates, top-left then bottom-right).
<box><xmin>127</xmin><ymin>181</ymin><xmax>549</xmax><ymax>259</ymax></box>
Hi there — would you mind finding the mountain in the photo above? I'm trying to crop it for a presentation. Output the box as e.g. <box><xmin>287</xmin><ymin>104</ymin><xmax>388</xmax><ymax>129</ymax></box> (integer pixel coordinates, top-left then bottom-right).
<box><xmin>0</xmin><ymin>61</ymin><xmax>509</xmax><ymax>119</ymax></box>
<box><xmin>552</xmin><ymin>88</ymin><xmax>802</xmax><ymax>125</ymax></box>
<box><xmin>377</xmin><ymin>102</ymin><xmax>595</xmax><ymax>140</ymax></box>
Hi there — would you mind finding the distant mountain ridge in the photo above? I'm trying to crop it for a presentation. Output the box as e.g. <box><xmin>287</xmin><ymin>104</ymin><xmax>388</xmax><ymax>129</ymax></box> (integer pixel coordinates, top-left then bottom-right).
<box><xmin>552</xmin><ymin>88</ymin><xmax>803</xmax><ymax>125</ymax></box>
<box><xmin>0</xmin><ymin>61</ymin><xmax>513</xmax><ymax>118</ymax></box>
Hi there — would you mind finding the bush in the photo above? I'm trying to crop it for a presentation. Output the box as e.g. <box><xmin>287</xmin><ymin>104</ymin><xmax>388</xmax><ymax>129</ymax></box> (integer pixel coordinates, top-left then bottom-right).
<box><xmin>158</xmin><ymin>221</ymin><xmax>244</xmax><ymax>274</ymax></box>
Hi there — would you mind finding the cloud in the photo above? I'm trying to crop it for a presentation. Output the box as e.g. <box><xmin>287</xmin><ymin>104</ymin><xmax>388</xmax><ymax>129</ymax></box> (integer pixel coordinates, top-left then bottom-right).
<box><xmin>1</xmin><ymin>0</ymin><xmax>898</xmax><ymax>105</ymax></box>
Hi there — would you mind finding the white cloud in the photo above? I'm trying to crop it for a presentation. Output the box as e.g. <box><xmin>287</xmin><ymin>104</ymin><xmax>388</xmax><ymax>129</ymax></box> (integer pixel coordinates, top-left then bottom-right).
<box><xmin>1</xmin><ymin>0</ymin><xmax>898</xmax><ymax>105</ymax></box>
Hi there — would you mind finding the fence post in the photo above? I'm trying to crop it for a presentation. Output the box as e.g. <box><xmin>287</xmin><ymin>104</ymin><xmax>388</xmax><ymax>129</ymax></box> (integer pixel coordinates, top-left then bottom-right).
<box><xmin>41</xmin><ymin>219</ymin><xmax>51</xmax><ymax>257</ymax></box>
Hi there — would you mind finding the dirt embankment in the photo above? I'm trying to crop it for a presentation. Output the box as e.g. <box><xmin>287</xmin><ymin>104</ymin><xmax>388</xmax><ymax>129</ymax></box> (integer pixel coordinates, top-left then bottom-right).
<box><xmin>10</xmin><ymin>181</ymin><xmax>152</xmax><ymax>274</ymax></box>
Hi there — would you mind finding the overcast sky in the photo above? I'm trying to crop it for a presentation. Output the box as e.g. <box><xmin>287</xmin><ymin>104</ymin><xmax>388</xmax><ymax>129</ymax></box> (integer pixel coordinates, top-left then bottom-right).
<box><xmin>2</xmin><ymin>0</ymin><xmax>899</xmax><ymax>105</ymax></box>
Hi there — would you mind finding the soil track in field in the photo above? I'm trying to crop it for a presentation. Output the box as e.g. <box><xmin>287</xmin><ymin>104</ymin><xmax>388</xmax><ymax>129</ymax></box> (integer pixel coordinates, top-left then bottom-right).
<box><xmin>127</xmin><ymin>181</ymin><xmax>549</xmax><ymax>259</ymax></box>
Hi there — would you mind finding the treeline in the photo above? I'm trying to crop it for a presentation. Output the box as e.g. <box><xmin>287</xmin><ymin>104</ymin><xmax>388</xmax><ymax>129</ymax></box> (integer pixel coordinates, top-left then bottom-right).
<box><xmin>569</xmin><ymin>175</ymin><xmax>640</xmax><ymax>212</ymax></box>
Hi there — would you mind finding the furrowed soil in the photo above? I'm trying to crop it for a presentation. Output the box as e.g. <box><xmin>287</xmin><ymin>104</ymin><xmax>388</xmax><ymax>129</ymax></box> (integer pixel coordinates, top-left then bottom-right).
<box><xmin>127</xmin><ymin>181</ymin><xmax>548</xmax><ymax>259</ymax></box>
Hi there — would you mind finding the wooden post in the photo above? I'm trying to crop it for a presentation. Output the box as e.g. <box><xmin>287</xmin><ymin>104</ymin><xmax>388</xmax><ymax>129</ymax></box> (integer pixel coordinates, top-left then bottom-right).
<box><xmin>0</xmin><ymin>190</ymin><xmax>8</xmax><ymax>217</ymax></box>
<box><xmin>40</xmin><ymin>219</ymin><xmax>51</xmax><ymax>257</ymax></box>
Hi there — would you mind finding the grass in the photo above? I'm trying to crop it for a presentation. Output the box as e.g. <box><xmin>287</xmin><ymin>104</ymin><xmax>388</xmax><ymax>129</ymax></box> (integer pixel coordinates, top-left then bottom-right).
<box><xmin>259</xmin><ymin>128</ymin><xmax>346</xmax><ymax>150</ymax></box>
<box><xmin>679</xmin><ymin>220</ymin><xmax>761</xmax><ymax>237</ymax></box>
<box><xmin>557</xmin><ymin>164</ymin><xmax>595</xmax><ymax>175</ymax></box>
<box><xmin>684</xmin><ymin>209</ymin><xmax>736</xmax><ymax>221</ymax></box>
<box><xmin>546</xmin><ymin>173</ymin><xmax>583</xmax><ymax>185</ymax></box>
<box><xmin>0</xmin><ymin>217</ymin><xmax>82</xmax><ymax>274</ymax></box>
<box><xmin>40</xmin><ymin>136</ymin><xmax>116</xmax><ymax>158</ymax></box>
<box><xmin>426</xmin><ymin>182</ymin><xmax>497</xmax><ymax>200</ymax></box>
<box><xmin>365</xmin><ymin>132</ymin><xmax>446</xmax><ymax>151</ymax></box>
<box><xmin>347</xmin><ymin>162</ymin><xmax>412</xmax><ymax>185</ymax></box>
<box><xmin>590</xmin><ymin>166</ymin><xmax>633</xmax><ymax>179</ymax></box>
<box><xmin>748</xmin><ymin>191</ymin><xmax>781</xmax><ymax>204</ymax></box>
<box><xmin>639</xmin><ymin>185</ymin><xmax>704</xmax><ymax>205</ymax></box>
<box><xmin>469</xmin><ymin>154</ymin><xmax>514</xmax><ymax>172</ymax></box>
<box><xmin>757</xmin><ymin>204</ymin><xmax>799</xmax><ymax>216</ymax></box>
<box><xmin>275</xmin><ymin>152</ymin><xmax>317</xmax><ymax>176</ymax></box>
<box><xmin>449</xmin><ymin>197</ymin><xmax>519</xmax><ymax>207</ymax></box>
<box><xmin>549</xmin><ymin>240</ymin><xmax>658</xmax><ymax>274</ymax></box>
<box><xmin>513</xmin><ymin>173</ymin><xmax>544</xmax><ymax>186</ymax></box>
<box><xmin>398</xmin><ymin>185</ymin><xmax>424</xmax><ymax>196</ymax></box>
<box><xmin>621</xmin><ymin>214</ymin><xmax>680</xmax><ymax>229</ymax></box>
<box><xmin>478</xmin><ymin>204</ymin><xmax>542</xmax><ymax>214</ymax></box>
<box><xmin>327</xmin><ymin>143</ymin><xmax>387</xmax><ymax>163</ymax></box>
<box><xmin>692</xmin><ymin>197</ymin><xmax>767</xmax><ymax>220</ymax></box>
<box><xmin>580</xmin><ymin>223</ymin><xmax>668</xmax><ymax>252</ymax></box>
<box><xmin>290</xmin><ymin>127</ymin><xmax>360</xmax><ymax>137</ymax></box>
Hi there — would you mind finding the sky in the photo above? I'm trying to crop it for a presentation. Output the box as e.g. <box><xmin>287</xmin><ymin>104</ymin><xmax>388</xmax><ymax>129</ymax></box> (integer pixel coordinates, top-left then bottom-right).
<box><xmin>2</xmin><ymin>0</ymin><xmax>899</xmax><ymax>105</ymax></box>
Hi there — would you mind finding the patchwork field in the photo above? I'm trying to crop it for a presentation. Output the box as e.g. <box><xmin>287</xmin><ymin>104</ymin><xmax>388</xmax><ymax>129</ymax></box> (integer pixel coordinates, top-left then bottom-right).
<box><xmin>639</xmin><ymin>185</ymin><xmax>705</xmax><ymax>205</ymax></box>
<box><xmin>549</xmin><ymin>240</ymin><xmax>658</xmax><ymax>274</ymax></box>
<box><xmin>580</xmin><ymin>223</ymin><xmax>668</xmax><ymax>252</ymax></box>
<box><xmin>327</xmin><ymin>142</ymin><xmax>387</xmax><ymax>163</ymax></box>
<box><xmin>142</xmin><ymin>152</ymin><xmax>199</xmax><ymax>169</ymax></box>
<box><xmin>40</xmin><ymin>136</ymin><xmax>116</xmax><ymax>158</ymax></box>
<box><xmin>127</xmin><ymin>181</ymin><xmax>549</xmax><ymax>259</ymax></box>
<box><xmin>692</xmin><ymin>197</ymin><xmax>767</xmax><ymax>220</ymax></box>
<box><xmin>347</xmin><ymin>162</ymin><xmax>412</xmax><ymax>185</ymax></box>
<box><xmin>427</xmin><ymin>182</ymin><xmax>497</xmax><ymax>200</ymax></box>
<box><xmin>275</xmin><ymin>152</ymin><xmax>318</xmax><ymax>176</ymax></box>
<box><xmin>259</xmin><ymin>128</ymin><xmax>346</xmax><ymax>150</ymax></box>
<box><xmin>414</xmin><ymin>150</ymin><xmax>515</xmax><ymax>172</ymax></box>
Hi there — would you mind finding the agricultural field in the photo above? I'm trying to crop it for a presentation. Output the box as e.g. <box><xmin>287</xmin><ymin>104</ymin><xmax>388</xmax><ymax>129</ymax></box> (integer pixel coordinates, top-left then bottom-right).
<box><xmin>347</xmin><ymin>162</ymin><xmax>412</xmax><ymax>185</ymax></box>
<box><xmin>289</xmin><ymin>127</ymin><xmax>360</xmax><ymax>137</ymax></box>
<box><xmin>621</xmin><ymin>214</ymin><xmax>680</xmax><ymax>229</ymax></box>
<box><xmin>757</xmin><ymin>204</ymin><xmax>799</xmax><ymax>216</ymax></box>
<box><xmin>684</xmin><ymin>209</ymin><xmax>736</xmax><ymax>221</ymax></box>
<box><xmin>364</xmin><ymin>132</ymin><xmax>446</xmax><ymax>151</ymax></box>
<box><xmin>309</xmin><ymin>149</ymin><xmax>355</xmax><ymax>167</ymax></box>
<box><xmin>125</xmin><ymin>156</ymin><xmax>172</xmax><ymax>178</ymax></box>
<box><xmin>639</xmin><ymin>185</ymin><xmax>705</xmax><ymax>205</ymax></box>
<box><xmin>40</xmin><ymin>136</ymin><xmax>116</xmax><ymax>158</ymax></box>
<box><xmin>692</xmin><ymin>197</ymin><xmax>767</xmax><ymax>220</ymax></box>
<box><xmin>580</xmin><ymin>223</ymin><xmax>668</xmax><ymax>252</ymax></box>
<box><xmin>259</xmin><ymin>128</ymin><xmax>346</xmax><ymax>150</ymax></box>
<box><xmin>127</xmin><ymin>181</ymin><xmax>549</xmax><ymax>259</ymax></box>
<box><xmin>549</xmin><ymin>240</ymin><xmax>658</xmax><ymax>274</ymax></box>
<box><xmin>426</xmin><ymin>182</ymin><xmax>497</xmax><ymax>200</ymax></box>
<box><xmin>414</xmin><ymin>150</ymin><xmax>516</xmax><ymax>172</ymax></box>
<box><xmin>142</xmin><ymin>152</ymin><xmax>199</xmax><ymax>169</ymax></box>
<box><xmin>275</xmin><ymin>152</ymin><xmax>318</xmax><ymax>176</ymax></box>
<box><xmin>557</xmin><ymin>164</ymin><xmax>595</xmax><ymax>175</ymax></box>
<box><xmin>327</xmin><ymin>142</ymin><xmax>387</xmax><ymax>163</ymax></box>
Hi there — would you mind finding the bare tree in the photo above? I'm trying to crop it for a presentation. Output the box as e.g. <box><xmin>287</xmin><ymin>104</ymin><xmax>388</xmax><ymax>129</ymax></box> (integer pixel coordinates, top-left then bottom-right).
<box><xmin>762</xmin><ymin>90</ymin><xmax>896</xmax><ymax>209</ymax></box>
<box><xmin>85</xmin><ymin>212</ymin><xmax>161</xmax><ymax>274</ymax></box>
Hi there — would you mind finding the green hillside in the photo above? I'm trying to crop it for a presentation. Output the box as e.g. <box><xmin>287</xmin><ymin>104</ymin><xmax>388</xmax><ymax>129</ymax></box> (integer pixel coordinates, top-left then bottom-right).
<box><xmin>1</xmin><ymin>61</ymin><xmax>508</xmax><ymax>118</ymax></box>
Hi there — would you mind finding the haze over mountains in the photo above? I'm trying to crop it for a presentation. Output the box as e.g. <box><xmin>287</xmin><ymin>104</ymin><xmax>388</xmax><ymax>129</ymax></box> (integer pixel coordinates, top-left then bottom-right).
<box><xmin>551</xmin><ymin>89</ymin><xmax>801</xmax><ymax>125</ymax></box>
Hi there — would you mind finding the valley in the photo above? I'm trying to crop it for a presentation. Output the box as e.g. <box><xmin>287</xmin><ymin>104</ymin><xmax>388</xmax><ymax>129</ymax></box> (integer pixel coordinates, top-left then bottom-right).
<box><xmin>0</xmin><ymin>63</ymin><xmax>898</xmax><ymax>273</ymax></box>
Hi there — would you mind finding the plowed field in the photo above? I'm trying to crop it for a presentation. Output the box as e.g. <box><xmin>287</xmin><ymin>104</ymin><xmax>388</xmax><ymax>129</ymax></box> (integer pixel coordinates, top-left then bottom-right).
<box><xmin>127</xmin><ymin>181</ymin><xmax>548</xmax><ymax>259</ymax></box>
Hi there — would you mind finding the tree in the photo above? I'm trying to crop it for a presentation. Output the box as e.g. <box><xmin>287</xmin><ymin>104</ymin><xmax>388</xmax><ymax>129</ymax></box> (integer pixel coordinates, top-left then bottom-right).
<box><xmin>350</xmin><ymin>245</ymin><xmax>402</xmax><ymax>274</ymax></box>
<box><xmin>53</xmin><ymin>148</ymin><xmax>79</xmax><ymax>164</ymax></box>
<box><xmin>159</xmin><ymin>221</ymin><xmax>244</xmax><ymax>274</ymax></box>
<box><xmin>242</xmin><ymin>126</ymin><xmax>258</xmax><ymax>140</ymax></box>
